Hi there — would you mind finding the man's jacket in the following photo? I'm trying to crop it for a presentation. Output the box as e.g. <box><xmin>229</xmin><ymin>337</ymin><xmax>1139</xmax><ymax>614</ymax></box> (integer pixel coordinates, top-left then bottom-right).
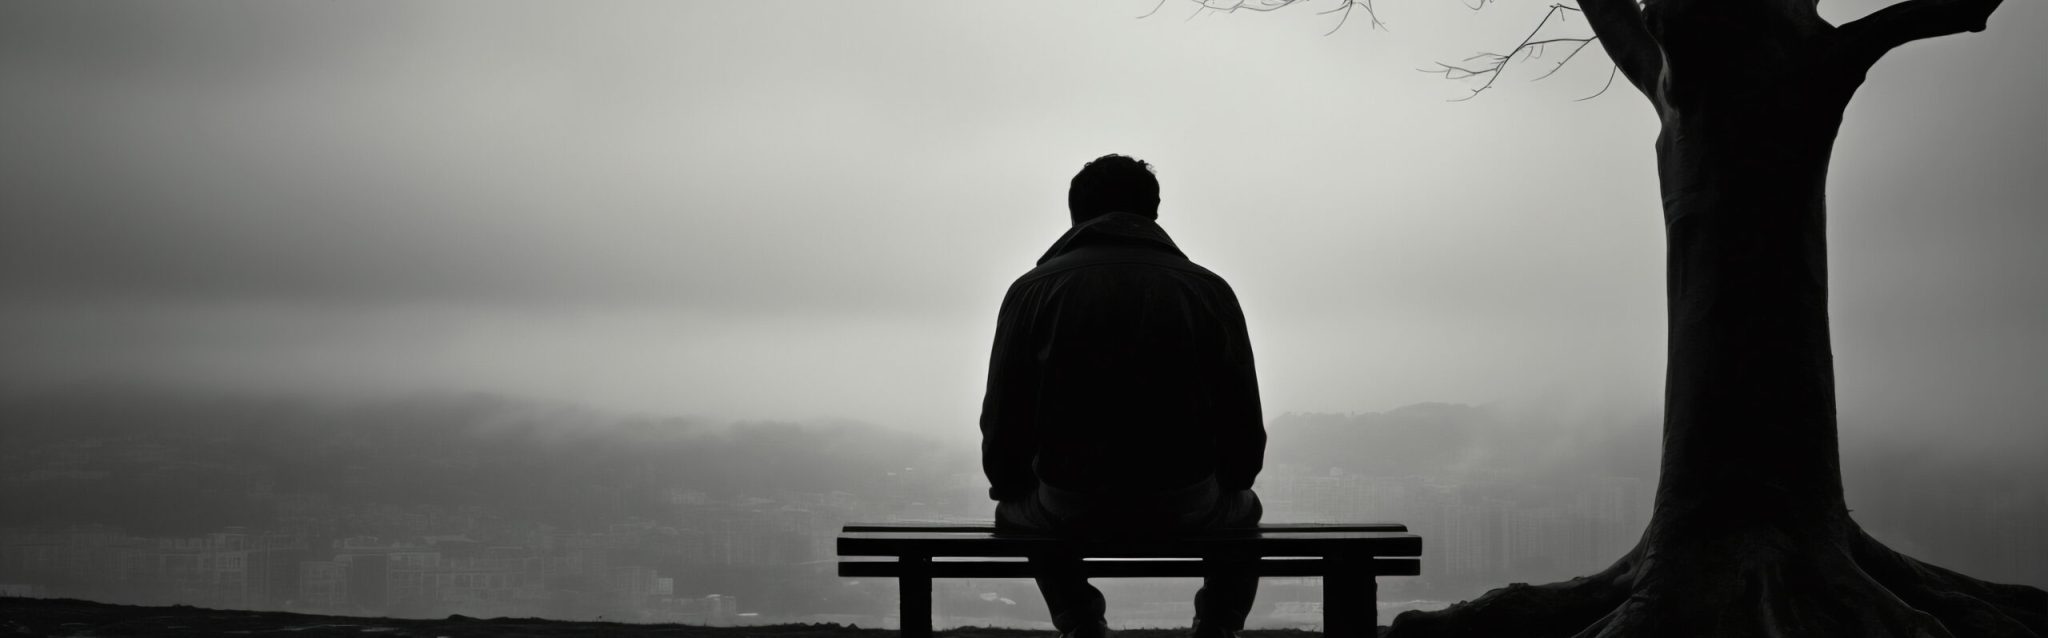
<box><xmin>979</xmin><ymin>212</ymin><xmax>1267</xmax><ymax>501</ymax></box>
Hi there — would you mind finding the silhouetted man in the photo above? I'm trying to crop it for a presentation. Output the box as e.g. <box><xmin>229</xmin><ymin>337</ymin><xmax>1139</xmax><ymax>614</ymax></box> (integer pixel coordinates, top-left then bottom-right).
<box><xmin>981</xmin><ymin>154</ymin><xmax>1267</xmax><ymax>638</ymax></box>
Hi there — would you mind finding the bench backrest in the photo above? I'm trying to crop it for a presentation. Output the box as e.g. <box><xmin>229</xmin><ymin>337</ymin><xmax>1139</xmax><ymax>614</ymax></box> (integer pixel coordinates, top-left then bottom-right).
<box><xmin>838</xmin><ymin>522</ymin><xmax>1421</xmax><ymax>559</ymax></box>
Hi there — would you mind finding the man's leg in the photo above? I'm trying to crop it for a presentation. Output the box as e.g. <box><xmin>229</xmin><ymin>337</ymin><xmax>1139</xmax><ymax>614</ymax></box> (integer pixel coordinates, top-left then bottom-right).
<box><xmin>1192</xmin><ymin>489</ymin><xmax>1263</xmax><ymax>632</ymax></box>
<box><xmin>995</xmin><ymin>496</ymin><xmax>1107</xmax><ymax>635</ymax></box>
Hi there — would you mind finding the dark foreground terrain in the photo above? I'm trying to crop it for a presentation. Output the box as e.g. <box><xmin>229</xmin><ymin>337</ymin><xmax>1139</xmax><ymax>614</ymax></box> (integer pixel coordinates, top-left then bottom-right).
<box><xmin>0</xmin><ymin>598</ymin><xmax>1351</xmax><ymax>637</ymax></box>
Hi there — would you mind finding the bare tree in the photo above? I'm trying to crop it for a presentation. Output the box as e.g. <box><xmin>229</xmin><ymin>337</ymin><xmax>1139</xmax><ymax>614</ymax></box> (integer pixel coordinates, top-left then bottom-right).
<box><xmin>1183</xmin><ymin>0</ymin><xmax>2046</xmax><ymax>634</ymax></box>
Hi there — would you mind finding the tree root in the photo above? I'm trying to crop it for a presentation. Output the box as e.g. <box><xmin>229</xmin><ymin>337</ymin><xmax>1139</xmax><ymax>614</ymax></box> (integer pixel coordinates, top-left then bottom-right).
<box><xmin>1381</xmin><ymin>523</ymin><xmax>2046</xmax><ymax>638</ymax></box>
<box><xmin>1850</xmin><ymin>528</ymin><xmax>2048</xmax><ymax>637</ymax></box>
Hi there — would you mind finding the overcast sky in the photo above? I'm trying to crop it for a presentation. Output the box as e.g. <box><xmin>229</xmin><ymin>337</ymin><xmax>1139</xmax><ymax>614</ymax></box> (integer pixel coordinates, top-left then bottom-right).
<box><xmin>1</xmin><ymin>1</ymin><xmax>2042</xmax><ymax>465</ymax></box>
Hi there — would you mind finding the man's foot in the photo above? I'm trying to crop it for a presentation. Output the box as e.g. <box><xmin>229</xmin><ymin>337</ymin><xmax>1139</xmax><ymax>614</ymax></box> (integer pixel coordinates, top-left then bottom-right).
<box><xmin>1060</xmin><ymin>618</ymin><xmax>1111</xmax><ymax>638</ymax></box>
<box><xmin>1188</xmin><ymin>618</ymin><xmax>1238</xmax><ymax>638</ymax></box>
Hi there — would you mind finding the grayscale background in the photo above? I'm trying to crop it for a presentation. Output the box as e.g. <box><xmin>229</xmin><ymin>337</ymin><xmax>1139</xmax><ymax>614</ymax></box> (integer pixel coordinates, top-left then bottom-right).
<box><xmin>2</xmin><ymin>0</ymin><xmax>2040</xmax><ymax>629</ymax></box>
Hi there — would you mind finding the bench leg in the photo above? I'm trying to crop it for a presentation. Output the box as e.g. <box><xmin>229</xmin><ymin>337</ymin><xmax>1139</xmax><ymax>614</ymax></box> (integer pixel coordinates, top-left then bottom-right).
<box><xmin>900</xmin><ymin>555</ymin><xmax>932</xmax><ymax>638</ymax></box>
<box><xmin>1324</xmin><ymin>560</ymin><xmax>1375</xmax><ymax>638</ymax></box>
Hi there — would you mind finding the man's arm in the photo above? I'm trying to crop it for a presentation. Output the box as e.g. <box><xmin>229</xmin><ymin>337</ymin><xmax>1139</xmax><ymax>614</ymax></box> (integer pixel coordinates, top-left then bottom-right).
<box><xmin>979</xmin><ymin>282</ymin><xmax>1040</xmax><ymax>502</ymax></box>
<box><xmin>1215</xmin><ymin>285</ymin><xmax>1267</xmax><ymax>491</ymax></box>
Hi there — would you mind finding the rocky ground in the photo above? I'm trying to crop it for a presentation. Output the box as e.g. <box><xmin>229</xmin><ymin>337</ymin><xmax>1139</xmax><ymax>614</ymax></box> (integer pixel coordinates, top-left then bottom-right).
<box><xmin>0</xmin><ymin>598</ymin><xmax>1363</xmax><ymax>637</ymax></box>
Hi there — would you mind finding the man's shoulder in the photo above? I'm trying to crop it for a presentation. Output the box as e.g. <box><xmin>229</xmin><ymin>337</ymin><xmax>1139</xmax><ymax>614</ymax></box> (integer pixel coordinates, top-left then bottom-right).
<box><xmin>1013</xmin><ymin>246</ymin><xmax>1227</xmax><ymax>289</ymax></box>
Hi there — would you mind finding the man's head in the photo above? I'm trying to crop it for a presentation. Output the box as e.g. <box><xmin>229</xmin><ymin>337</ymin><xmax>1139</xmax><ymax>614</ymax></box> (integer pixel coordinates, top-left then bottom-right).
<box><xmin>1068</xmin><ymin>154</ymin><xmax>1160</xmax><ymax>225</ymax></box>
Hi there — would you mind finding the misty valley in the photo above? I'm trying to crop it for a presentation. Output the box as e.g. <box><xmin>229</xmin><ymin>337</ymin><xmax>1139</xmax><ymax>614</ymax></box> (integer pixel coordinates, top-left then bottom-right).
<box><xmin>0</xmin><ymin>388</ymin><xmax>2038</xmax><ymax>631</ymax></box>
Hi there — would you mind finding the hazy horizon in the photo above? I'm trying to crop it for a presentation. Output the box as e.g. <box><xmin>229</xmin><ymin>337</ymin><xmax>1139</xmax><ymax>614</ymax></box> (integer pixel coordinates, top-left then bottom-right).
<box><xmin>0</xmin><ymin>385</ymin><xmax>2037</xmax><ymax>627</ymax></box>
<box><xmin>4</xmin><ymin>1</ymin><xmax>2044</xmax><ymax>501</ymax></box>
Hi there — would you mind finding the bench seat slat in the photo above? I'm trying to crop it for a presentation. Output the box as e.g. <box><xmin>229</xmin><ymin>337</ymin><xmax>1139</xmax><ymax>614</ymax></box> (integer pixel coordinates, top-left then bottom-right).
<box><xmin>839</xmin><ymin>558</ymin><xmax>1420</xmax><ymax>579</ymax></box>
<box><xmin>838</xmin><ymin>531</ymin><xmax>1421</xmax><ymax>558</ymax></box>
<box><xmin>842</xmin><ymin>523</ymin><xmax>1407</xmax><ymax>534</ymax></box>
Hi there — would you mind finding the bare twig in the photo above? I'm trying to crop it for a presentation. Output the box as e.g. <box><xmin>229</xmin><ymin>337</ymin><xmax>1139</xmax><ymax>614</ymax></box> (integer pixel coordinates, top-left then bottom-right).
<box><xmin>1154</xmin><ymin>0</ymin><xmax>1386</xmax><ymax>32</ymax></box>
<box><xmin>1574</xmin><ymin>65</ymin><xmax>1621</xmax><ymax>101</ymax></box>
<box><xmin>1315</xmin><ymin>0</ymin><xmax>1385</xmax><ymax>33</ymax></box>
<box><xmin>1532</xmin><ymin>38</ymin><xmax>1597</xmax><ymax>81</ymax></box>
<box><xmin>1187</xmin><ymin>0</ymin><xmax>1311</xmax><ymax>14</ymax></box>
<box><xmin>1420</xmin><ymin>4</ymin><xmax>1592</xmax><ymax>101</ymax></box>
<box><xmin>1575</xmin><ymin>0</ymin><xmax>1662</xmax><ymax>102</ymax></box>
<box><xmin>1162</xmin><ymin>0</ymin><xmax>1644</xmax><ymax>100</ymax></box>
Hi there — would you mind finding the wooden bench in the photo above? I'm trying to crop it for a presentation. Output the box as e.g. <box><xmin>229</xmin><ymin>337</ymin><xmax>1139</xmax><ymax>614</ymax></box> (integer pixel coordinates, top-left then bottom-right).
<box><xmin>837</xmin><ymin>523</ymin><xmax>1422</xmax><ymax>637</ymax></box>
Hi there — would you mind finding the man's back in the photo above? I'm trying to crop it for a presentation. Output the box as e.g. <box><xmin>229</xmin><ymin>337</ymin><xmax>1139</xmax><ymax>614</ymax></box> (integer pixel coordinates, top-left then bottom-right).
<box><xmin>980</xmin><ymin>212</ymin><xmax>1266</xmax><ymax>499</ymax></box>
<box><xmin>981</xmin><ymin>154</ymin><xmax>1268</xmax><ymax>638</ymax></box>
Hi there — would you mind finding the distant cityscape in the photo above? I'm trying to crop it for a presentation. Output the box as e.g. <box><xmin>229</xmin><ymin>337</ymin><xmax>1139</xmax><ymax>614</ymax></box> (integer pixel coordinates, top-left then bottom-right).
<box><xmin>0</xmin><ymin>393</ymin><xmax>2040</xmax><ymax>630</ymax></box>
<box><xmin>0</xmin><ymin>466</ymin><xmax>1653</xmax><ymax>629</ymax></box>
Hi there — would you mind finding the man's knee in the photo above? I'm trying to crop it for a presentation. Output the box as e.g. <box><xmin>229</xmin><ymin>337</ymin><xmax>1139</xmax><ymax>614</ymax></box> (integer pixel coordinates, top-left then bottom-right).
<box><xmin>1220</xmin><ymin>489</ymin><xmax>1262</xmax><ymax>527</ymax></box>
<box><xmin>997</xmin><ymin>494</ymin><xmax>1061</xmax><ymax>533</ymax></box>
<box><xmin>994</xmin><ymin>500</ymin><xmax>1032</xmax><ymax>529</ymax></box>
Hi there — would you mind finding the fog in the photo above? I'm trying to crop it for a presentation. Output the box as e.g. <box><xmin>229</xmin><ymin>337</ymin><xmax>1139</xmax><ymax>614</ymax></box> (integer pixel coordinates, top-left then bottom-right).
<box><xmin>1</xmin><ymin>1</ymin><xmax>2043</xmax><ymax>615</ymax></box>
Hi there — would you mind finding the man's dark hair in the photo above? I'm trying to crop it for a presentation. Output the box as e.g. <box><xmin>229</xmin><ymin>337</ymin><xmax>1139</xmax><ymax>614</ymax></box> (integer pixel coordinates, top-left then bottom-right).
<box><xmin>1068</xmin><ymin>154</ymin><xmax>1160</xmax><ymax>225</ymax></box>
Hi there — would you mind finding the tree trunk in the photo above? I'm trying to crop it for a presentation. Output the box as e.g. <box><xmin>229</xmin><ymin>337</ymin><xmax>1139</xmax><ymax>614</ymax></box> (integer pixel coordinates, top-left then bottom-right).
<box><xmin>1380</xmin><ymin>0</ymin><xmax>2044</xmax><ymax>634</ymax></box>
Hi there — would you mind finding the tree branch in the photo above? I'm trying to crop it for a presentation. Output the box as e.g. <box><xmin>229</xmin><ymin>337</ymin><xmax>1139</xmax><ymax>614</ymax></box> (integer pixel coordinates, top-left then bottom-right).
<box><xmin>1574</xmin><ymin>0</ymin><xmax>1662</xmax><ymax>103</ymax></box>
<box><xmin>1836</xmin><ymin>0</ymin><xmax>2005</xmax><ymax>67</ymax></box>
<box><xmin>1161</xmin><ymin>0</ymin><xmax>1385</xmax><ymax>32</ymax></box>
<box><xmin>1175</xmin><ymin>0</ymin><xmax>1651</xmax><ymax>101</ymax></box>
<box><xmin>1419</xmin><ymin>5</ymin><xmax>1597</xmax><ymax>101</ymax></box>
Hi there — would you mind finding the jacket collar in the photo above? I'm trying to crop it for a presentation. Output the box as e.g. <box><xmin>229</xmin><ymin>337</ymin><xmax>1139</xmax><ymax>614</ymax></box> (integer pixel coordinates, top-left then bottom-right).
<box><xmin>1036</xmin><ymin>212</ymin><xmax>1187</xmax><ymax>266</ymax></box>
